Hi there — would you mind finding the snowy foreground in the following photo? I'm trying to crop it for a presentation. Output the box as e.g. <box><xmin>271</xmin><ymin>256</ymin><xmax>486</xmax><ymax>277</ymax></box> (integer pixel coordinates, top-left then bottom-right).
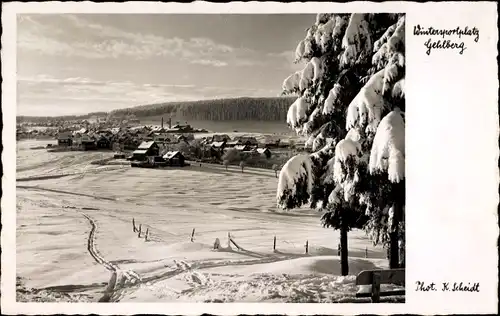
<box><xmin>16</xmin><ymin>140</ymin><xmax>397</xmax><ymax>303</ymax></box>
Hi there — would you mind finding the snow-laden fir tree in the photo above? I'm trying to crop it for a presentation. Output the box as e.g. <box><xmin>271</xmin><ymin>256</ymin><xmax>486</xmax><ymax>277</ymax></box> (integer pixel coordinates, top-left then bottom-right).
<box><xmin>277</xmin><ymin>13</ymin><xmax>405</xmax><ymax>274</ymax></box>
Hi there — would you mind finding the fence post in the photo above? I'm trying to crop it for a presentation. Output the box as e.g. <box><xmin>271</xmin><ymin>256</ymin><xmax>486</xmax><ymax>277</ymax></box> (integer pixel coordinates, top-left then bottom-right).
<box><xmin>227</xmin><ymin>232</ymin><xmax>231</xmax><ymax>248</ymax></box>
<box><xmin>191</xmin><ymin>228</ymin><xmax>195</xmax><ymax>242</ymax></box>
<box><xmin>305</xmin><ymin>240</ymin><xmax>309</xmax><ymax>254</ymax></box>
<box><xmin>138</xmin><ymin>224</ymin><xmax>142</xmax><ymax>238</ymax></box>
<box><xmin>132</xmin><ymin>218</ymin><xmax>136</xmax><ymax>232</ymax></box>
<box><xmin>145</xmin><ymin>228</ymin><xmax>149</xmax><ymax>242</ymax></box>
<box><xmin>273</xmin><ymin>236</ymin><xmax>276</xmax><ymax>251</ymax></box>
<box><xmin>365</xmin><ymin>247</ymin><xmax>368</xmax><ymax>258</ymax></box>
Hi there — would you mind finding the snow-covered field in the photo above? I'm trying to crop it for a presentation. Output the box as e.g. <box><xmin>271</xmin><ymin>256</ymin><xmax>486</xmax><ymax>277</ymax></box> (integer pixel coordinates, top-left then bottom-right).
<box><xmin>16</xmin><ymin>140</ymin><xmax>395</xmax><ymax>303</ymax></box>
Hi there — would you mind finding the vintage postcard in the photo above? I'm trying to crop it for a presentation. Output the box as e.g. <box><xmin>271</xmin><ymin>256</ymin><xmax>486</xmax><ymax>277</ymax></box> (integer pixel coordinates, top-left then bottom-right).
<box><xmin>1</xmin><ymin>1</ymin><xmax>498</xmax><ymax>315</ymax></box>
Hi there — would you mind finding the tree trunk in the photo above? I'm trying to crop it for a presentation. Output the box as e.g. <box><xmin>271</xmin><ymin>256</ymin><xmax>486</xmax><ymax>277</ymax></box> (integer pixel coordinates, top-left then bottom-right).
<box><xmin>389</xmin><ymin>230</ymin><xmax>399</xmax><ymax>269</ymax></box>
<box><xmin>389</xmin><ymin>202</ymin><xmax>403</xmax><ymax>269</ymax></box>
<box><xmin>340</xmin><ymin>225</ymin><xmax>349</xmax><ymax>276</ymax></box>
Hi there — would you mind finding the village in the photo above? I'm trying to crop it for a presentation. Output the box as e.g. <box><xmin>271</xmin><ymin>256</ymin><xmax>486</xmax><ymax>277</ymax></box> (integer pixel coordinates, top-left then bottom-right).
<box><xmin>18</xmin><ymin>116</ymin><xmax>300</xmax><ymax>171</ymax></box>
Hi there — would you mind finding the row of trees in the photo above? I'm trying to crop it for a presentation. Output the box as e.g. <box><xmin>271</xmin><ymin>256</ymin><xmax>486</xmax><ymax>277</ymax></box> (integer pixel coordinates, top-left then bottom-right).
<box><xmin>109</xmin><ymin>97</ymin><xmax>295</xmax><ymax>121</ymax></box>
<box><xmin>277</xmin><ymin>13</ymin><xmax>406</xmax><ymax>275</ymax></box>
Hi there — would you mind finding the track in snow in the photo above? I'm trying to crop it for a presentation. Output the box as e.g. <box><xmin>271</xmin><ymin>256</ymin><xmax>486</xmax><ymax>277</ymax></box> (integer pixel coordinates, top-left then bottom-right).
<box><xmin>79</xmin><ymin>211</ymin><xmax>141</xmax><ymax>302</ymax></box>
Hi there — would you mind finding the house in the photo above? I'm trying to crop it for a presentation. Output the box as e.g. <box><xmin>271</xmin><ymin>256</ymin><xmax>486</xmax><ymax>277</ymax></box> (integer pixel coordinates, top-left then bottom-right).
<box><xmin>256</xmin><ymin>148</ymin><xmax>272</xmax><ymax>159</ymax></box>
<box><xmin>57</xmin><ymin>132</ymin><xmax>73</xmax><ymax>146</ymax></box>
<box><xmin>80</xmin><ymin>134</ymin><xmax>97</xmax><ymax>150</ymax></box>
<box><xmin>152</xmin><ymin>132</ymin><xmax>172</xmax><ymax>143</ymax></box>
<box><xmin>225</xmin><ymin>140</ymin><xmax>240</xmax><ymax>147</ymax></box>
<box><xmin>177</xmin><ymin>135</ymin><xmax>193</xmax><ymax>143</ymax></box>
<box><xmin>163</xmin><ymin>151</ymin><xmax>186</xmax><ymax>167</ymax></box>
<box><xmin>96</xmin><ymin>135</ymin><xmax>112</xmax><ymax>149</ymax></box>
<box><xmin>211</xmin><ymin>134</ymin><xmax>231</xmax><ymax>143</ymax></box>
<box><xmin>233</xmin><ymin>136</ymin><xmax>259</xmax><ymax>146</ymax></box>
<box><xmin>210</xmin><ymin>141</ymin><xmax>226</xmax><ymax>151</ymax></box>
<box><xmin>263</xmin><ymin>138</ymin><xmax>281</xmax><ymax>149</ymax></box>
<box><xmin>131</xmin><ymin>141</ymin><xmax>160</xmax><ymax>161</ymax></box>
<box><xmin>165</xmin><ymin>122</ymin><xmax>194</xmax><ymax>133</ymax></box>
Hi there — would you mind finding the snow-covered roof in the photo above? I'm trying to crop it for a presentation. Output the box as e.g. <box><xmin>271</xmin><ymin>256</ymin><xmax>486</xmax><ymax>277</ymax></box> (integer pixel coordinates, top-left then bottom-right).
<box><xmin>211</xmin><ymin>141</ymin><xmax>225</xmax><ymax>148</ymax></box>
<box><xmin>256</xmin><ymin>148</ymin><xmax>270</xmax><ymax>154</ymax></box>
<box><xmin>132</xmin><ymin>149</ymin><xmax>148</xmax><ymax>155</ymax></box>
<box><xmin>163</xmin><ymin>151</ymin><xmax>183</xmax><ymax>159</ymax></box>
<box><xmin>234</xmin><ymin>145</ymin><xmax>249</xmax><ymax>151</ymax></box>
<box><xmin>137</xmin><ymin>141</ymin><xmax>156</xmax><ymax>149</ymax></box>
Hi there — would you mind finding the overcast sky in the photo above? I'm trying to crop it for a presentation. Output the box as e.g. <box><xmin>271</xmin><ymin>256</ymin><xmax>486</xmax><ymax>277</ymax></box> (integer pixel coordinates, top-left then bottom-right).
<box><xmin>17</xmin><ymin>14</ymin><xmax>315</xmax><ymax>116</ymax></box>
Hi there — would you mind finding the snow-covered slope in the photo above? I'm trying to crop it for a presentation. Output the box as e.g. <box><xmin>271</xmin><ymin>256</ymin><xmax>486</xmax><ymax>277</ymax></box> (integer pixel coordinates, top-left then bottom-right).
<box><xmin>16</xmin><ymin>141</ymin><xmax>390</xmax><ymax>302</ymax></box>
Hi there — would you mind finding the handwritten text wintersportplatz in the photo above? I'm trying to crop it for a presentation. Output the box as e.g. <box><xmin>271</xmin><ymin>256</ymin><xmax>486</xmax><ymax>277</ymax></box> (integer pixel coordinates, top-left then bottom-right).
<box><xmin>413</xmin><ymin>25</ymin><xmax>480</xmax><ymax>55</ymax></box>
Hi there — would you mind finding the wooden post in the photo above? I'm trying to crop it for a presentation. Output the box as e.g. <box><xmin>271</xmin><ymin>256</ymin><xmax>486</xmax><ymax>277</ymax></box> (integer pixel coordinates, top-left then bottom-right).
<box><xmin>371</xmin><ymin>272</ymin><xmax>381</xmax><ymax>303</ymax></box>
<box><xmin>273</xmin><ymin>236</ymin><xmax>276</xmax><ymax>251</ymax></box>
<box><xmin>365</xmin><ymin>247</ymin><xmax>368</xmax><ymax>258</ymax></box>
<box><xmin>227</xmin><ymin>232</ymin><xmax>231</xmax><ymax>248</ymax></box>
<box><xmin>132</xmin><ymin>218</ymin><xmax>136</xmax><ymax>232</ymax></box>
<box><xmin>138</xmin><ymin>224</ymin><xmax>142</xmax><ymax>238</ymax></box>
<box><xmin>305</xmin><ymin>240</ymin><xmax>309</xmax><ymax>254</ymax></box>
<box><xmin>191</xmin><ymin>228</ymin><xmax>195</xmax><ymax>242</ymax></box>
<box><xmin>145</xmin><ymin>228</ymin><xmax>149</xmax><ymax>242</ymax></box>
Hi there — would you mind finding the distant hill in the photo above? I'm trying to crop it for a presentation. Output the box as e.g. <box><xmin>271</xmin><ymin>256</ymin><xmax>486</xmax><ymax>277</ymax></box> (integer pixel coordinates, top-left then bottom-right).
<box><xmin>110</xmin><ymin>96</ymin><xmax>296</xmax><ymax>121</ymax></box>
<box><xmin>17</xmin><ymin>112</ymin><xmax>108</xmax><ymax>124</ymax></box>
<box><xmin>17</xmin><ymin>96</ymin><xmax>297</xmax><ymax>123</ymax></box>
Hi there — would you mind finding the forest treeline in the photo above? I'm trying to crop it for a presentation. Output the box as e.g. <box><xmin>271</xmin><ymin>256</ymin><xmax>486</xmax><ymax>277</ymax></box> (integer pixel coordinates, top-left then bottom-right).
<box><xmin>110</xmin><ymin>97</ymin><xmax>296</xmax><ymax>121</ymax></box>
<box><xmin>18</xmin><ymin>97</ymin><xmax>297</xmax><ymax>122</ymax></box>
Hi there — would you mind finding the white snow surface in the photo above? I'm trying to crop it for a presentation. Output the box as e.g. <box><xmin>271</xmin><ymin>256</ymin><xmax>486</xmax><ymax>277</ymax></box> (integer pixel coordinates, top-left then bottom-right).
<box><xmin>276</xmin><ymin>154</ymin><xmax>314</xmax><ymax>204</ymax></box>
<box><xmin>346</xmin><ymin>69</ymin><xmax>386</xmax><ymax>133</ymax></box>
<box><xmin>369</xmin><ymin>109</ymin><xmax>405</xmax><ymax>183</ymax></box>
<box><xmin>16</xmin><ymin>140</ymin><xmax>392</xmax><ymax>303</ymax></box>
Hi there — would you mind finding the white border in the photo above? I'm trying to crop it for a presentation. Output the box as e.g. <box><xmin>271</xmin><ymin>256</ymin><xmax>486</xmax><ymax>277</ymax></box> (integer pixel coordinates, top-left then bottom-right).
<box><xmin>2</xmin><ymin>1</ymin><xmax>499</xmax><ymax>315</ymax></box>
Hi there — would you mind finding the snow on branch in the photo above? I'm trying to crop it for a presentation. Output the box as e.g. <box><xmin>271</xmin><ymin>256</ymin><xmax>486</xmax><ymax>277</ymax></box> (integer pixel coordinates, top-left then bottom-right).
<box><xmin>299</xmin><ymin>61</ymin><xmax>314</xmax><ymax>91</ymax></box>
<box><xmin>333</xmin><ymin>15</ymin><xmax>349</xmax><ymax>40</ymax></box>
<box><xmin>392</xmin><ymin>77</ymin><xmax>405</xmax><ymax>98</ymax></box>
<box><xmin>382</xmin><ymin>54</ymin><xmax>404</xmax><ymax>95</ymax></box>
<box><xmin>372</xmin><ymin>16</ymin><xmax>405</xmax><ymax>74</ymax></box>
<box><xmin>369</xmin><ymin>108</ymin><xmax>405</xmax><ymax>183</ymax></box>
<box><xmin>340</xmin><ymin>14</ymin><xmax>372</xmax><ymax>67</ymax></box>
<box><xmin>387</xmin><ymin>16</ymin><xmax>405</xmax><ymax>54</ymax></box>
<box><xmin>316</xmin><ymin>13</ymin><xmax>334</xmax><ymax>25</ymax></box>
<box><xmin>276</xmin><ymin>154</ymin><xmax>314</xmax><ymax>209</ymax></box>
<box><xmin>346</xmin><ymin>69</ymin><xmax>387</xmax><ymax>133</ymax></box>
<box><xmin>311</xmin><ymin>57</ymin><xmax>324</xmax><ymax>82</ymax></box>
<box><xmin>319</xmin><ymin>18</ymin><xmax>336</xmax><ymax>52</ymax></box>
<box><xmin>333</xmin><ymin>137</ymin><xmax>362</xmax><ymax>201</ymax></box>
<box><xmin>373</xmin><ymin>24</ymin><xmax>397</xmax><ymax>53</ymax></box>
<box><xmin>282</xmin><ymin>71</ymin><xmax>302</xmax><ymax>94</ymax></box>
<box><xmin>322</xmin><ymin>84</ymin><xmax>342</xmax><ymax>115</ymax></box>
<box><xmin>295</xmin><ymin>40</ymin><xmax>306</xmax><ymax>62</ymax></box>
<box><xmin>286</xmin><ymin>97</ymin><xmax>311</xmax><ymax>133</ymax></box>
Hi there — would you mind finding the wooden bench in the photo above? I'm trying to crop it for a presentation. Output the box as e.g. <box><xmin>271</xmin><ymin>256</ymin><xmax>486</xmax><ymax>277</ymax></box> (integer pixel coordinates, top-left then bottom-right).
<box><xmin>355</xmin><ymin>268</ymin><xmax>405</xmax><ymax>303</ymax></box>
